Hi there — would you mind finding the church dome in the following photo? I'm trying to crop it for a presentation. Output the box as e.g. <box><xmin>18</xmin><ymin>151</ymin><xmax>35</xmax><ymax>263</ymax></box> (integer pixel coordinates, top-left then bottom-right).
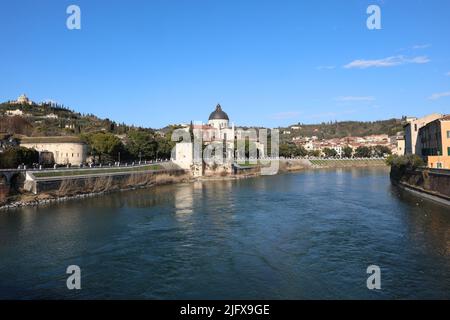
<box><xmin>208</xmin><ymin>104</ymin><xmax>229</xmax><ymax>120</ymax></box>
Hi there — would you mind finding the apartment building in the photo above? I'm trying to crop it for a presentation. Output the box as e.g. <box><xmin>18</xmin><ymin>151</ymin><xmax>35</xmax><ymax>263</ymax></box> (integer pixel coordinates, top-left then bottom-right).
<box><xmin>418</xmin><ymin>115</ymin><xmax>450</xmax><ymax>169</ymax></box>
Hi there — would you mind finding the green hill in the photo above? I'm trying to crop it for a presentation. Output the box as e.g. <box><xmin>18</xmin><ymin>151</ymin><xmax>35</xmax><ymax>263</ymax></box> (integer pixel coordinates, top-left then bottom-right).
<box><xmin>282</xmin><ymin>119</ymin><xmax>404</xmax><ymax>140</ymax></box>
<box><xmin>0</xmin><ymin>101</ymin><xmax>151</xmax><ymax>136</ymax></box>
<box><xmin>1</xmin><ymin>101</ymin><xmax>405</xmax><ymax>140</ymax></box>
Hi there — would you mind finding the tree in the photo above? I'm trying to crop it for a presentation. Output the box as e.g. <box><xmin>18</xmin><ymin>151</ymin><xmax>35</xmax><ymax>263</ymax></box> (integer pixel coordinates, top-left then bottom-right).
<box><xmin>295</xmin><ymin>145</ymin><xmax>307</xmax><ymax>157</ymax></box>
<box><xmin>279</xmin><ymin>143</ymin><xmax>292</xmax><ymax>158</ymax></box>
<box><xmin>155</xmin><ymin>135</ymin><xmax>174</xmax><ymax>160</ymax></box>
<box><xmin>82</xmin><ymin>132</ymin><xmax>123</xmax><ymax>163</ymax></box>
<box><xmin>322</xmin><ymin>148</ymin><xmax>337</xmax><ymax>158</ymax></box>
<box><xmin>372</xmin><ymin>145</ymin><xmax>392</xmax><ymax>157</ymax></box>
<box><xmin>342</xmin><ymin>146</ymin><xmax>353</xmax><ymax>158</ymax></box>
<box><xmin>0</xmin><ymin>146</ymin><xmax>39</xmax><ymax>169</ymax></box>
<box><xmin>307</xmin><ymin>150</ymin><xmax>321</xmax><ymax>157</ymax></box>
<box><xmin>354</xmin><ymin>146</ymin><xmax>372</xmax><ymax>158</ymax></box>
<box><xmin>386</xmin><ymin>154</ymin><xmax>425</xmax><ymax>169</ymax></box>
<box><xmin>279</xmin><ymin>143</ymin><xmax>307</xmax><ymax>158</ymax></box>
<box><xmin>126</xmin><ymin>130</ymin><xmax>157</xmax><ymax>160</ymax></box>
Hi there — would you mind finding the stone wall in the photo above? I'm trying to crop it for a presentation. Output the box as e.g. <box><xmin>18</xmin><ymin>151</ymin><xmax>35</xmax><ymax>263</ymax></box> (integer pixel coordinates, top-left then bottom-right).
<box><xmin>390</xmin><ymin>166</ymin><xmax>450</xmax><ymax>201</ymax></box>
<box><xmin>278</xmin><ymin>159</ymin><xmax>312</xmax><ymax>172</ymax></box>
<box><xmin>28</xmin><ymin>169</ymin><xmax>189</xmax><ymax>198</ymax></box>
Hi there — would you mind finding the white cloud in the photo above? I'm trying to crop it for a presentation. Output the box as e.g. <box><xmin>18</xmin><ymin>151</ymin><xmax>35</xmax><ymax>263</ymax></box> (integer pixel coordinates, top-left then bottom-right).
<box><xmin>429</xmin><ymin>91</ymin><xmax>450</xmax><ymax>100</ymax></box>
<box><xmin>344</xmin><ymin>55</ymin><xmax>430</xmax><ymax>69</ymax></box>
<box><xmin>412</xmin><ymin>44</ymin><xmax>431</xmax><ymax>49</ymax></box>
<box><xmin>270</xmin><ymin>111</ymin><xmax>300</xmax><ymax>120</ymax></box>
<box><xmin>335</xmin><ymin>96</ymin><xmax>375</xmax><ymax>102</ymax></box>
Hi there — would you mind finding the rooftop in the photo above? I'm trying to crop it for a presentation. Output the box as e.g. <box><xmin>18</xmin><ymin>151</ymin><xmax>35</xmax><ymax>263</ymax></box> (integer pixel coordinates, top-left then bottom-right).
<box><xmin>208</xmin><ymin>104</ymin><xmax>229</xmax><ymax>121</ymax></box>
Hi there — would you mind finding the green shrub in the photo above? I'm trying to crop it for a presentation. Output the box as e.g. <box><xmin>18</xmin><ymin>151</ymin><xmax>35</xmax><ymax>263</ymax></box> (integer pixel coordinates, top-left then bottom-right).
<box><xmin>386</xmin><ymin>154</ymin><xmax>425</xmax><ymax>169</ymax></box>
<box><xmin>0</xmin><ymin>146</ymin><xmax>39</xmax><ymax>169</ymax></box>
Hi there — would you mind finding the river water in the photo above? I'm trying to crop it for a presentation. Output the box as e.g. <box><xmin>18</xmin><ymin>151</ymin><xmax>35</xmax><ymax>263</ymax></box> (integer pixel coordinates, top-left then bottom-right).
<box><xmin>0</xmin><ymin>167</ymin><xmax>449</xmax><ymax>299</ymax></box>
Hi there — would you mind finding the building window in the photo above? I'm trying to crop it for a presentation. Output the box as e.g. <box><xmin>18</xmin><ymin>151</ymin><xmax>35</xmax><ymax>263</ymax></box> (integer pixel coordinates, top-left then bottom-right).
<box><xmin>448</xmin><ymin>147</ymin><xmax>450</xmax><ymax>156</ymax></box>
<box><xmin>414</xmin><ymin>124</ymin><xmax>417</xmax><ymax>131</ymax></box>
<box><xmin>437</xmin><ymin>162</ymin><xmax>443</xmax><ymax>169</ymax></box>
<box><xmin>447</xmin><ymin>130</ymin><xmax>450</xmax><ymax>138</ymax></box>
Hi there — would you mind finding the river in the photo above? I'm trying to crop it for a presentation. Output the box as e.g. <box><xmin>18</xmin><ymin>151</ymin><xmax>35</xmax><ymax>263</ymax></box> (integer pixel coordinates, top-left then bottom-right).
<box><xmin>0</xmin><ymin>167</ymin><xmax>449</xmax><ymax>299</ymax></box>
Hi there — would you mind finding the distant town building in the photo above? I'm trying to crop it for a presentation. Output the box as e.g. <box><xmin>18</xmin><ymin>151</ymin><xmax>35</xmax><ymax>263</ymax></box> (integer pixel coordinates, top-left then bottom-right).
<box><xmin>5</xmin><ymin>109</ymin><xmax>24</xmax><ymax>116</ymax></box>
<box><xmin>20</xmin><ymin>136</ymin><xmax>87</xmax><ymax>166</ymax></box>
<box><xmin>404</xmin><ymin>113</ymin><xmax>443</xmax><ymax>155</ymax></box>
<box><xmin>45</xmin><ymin>113</ymin><xmax>58</xmax><ymax>119</ymax></box>
<box><xmin>418</xmin><ymin>115</ymin><xmax>450</xmax><ymax>169</ymax></box>
<box><xmin>293</xmin><ymin>133</ymin><xmax>395</xmax><ymax>156</ymax></box>
<box><xmin>389</xmin><ymin>132</ymin><xmax>405</xmax><ymax>156</ymax></box>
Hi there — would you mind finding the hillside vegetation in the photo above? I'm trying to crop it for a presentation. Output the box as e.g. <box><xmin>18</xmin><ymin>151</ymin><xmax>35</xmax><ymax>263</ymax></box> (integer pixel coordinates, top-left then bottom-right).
<box><xmin>0</xmin><ymin>101</ymin><xmax>179</xmax><ymax>164</ymax></box>
<box><xmin>0</xmin><ymin>101</ymin><xmax>136</xmax><ymax>136</ymax></box>
<box><xmin>1</xmin><ymin>100</ymin><xmax>405</xmax><ymax>165</ymax></box>
<box><xmin>283</xmin><ymin>119</ymin><xmax>404</xmax><ymax>140</ymax></box>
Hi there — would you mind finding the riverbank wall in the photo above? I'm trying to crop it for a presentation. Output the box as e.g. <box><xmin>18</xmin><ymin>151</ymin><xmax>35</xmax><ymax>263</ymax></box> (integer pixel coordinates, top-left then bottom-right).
<box><xmin>1</xmin><ymin>158</ymin><xmax>388</xmax><ymax>210</ymax></box>
<box><xmin>30</xmin><ymin>170</ymin><xmax>189</xmax><ymax>195</ymax></box>
<box><xmin>390</xmin><ymin>166</ymin><xmax>450</xmax><ymax>205</ymax></box>
<box><xmin>1</xmin><ymin>164</ymin><xmax>190</xmax><ymax>209</ymax></box>
<box><xmin>278</xmin><ymin>158</ymin><xmax>386</xmax><ymax>172</ymax></box>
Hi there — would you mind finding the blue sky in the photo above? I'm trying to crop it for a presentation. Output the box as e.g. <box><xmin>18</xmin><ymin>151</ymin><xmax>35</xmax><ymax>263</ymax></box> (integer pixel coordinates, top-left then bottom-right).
<box><xmin>0</xmin><ymin>0</ymin><xmax>449</xmax><ymax>128</ymax></box>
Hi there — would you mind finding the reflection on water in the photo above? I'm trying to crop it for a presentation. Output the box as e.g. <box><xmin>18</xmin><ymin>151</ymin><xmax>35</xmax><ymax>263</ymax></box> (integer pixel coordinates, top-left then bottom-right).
<box><xmin>0</xmin><ymin>167</ymin><xmax>449</xmax><ymax>299</ymax></box>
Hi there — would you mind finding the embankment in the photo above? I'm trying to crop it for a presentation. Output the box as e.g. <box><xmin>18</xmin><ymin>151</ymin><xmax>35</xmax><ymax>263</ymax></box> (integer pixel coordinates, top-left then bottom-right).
<box><xmin>1</xmin><ymin>158</ymin><xmax>389</xmax><ymax>210</ymax></box>
<box><xmin>1</xmin><ymin>164</ymin><xmax>190</xmax><ymax>209</ymax></box>
<box><xmin>278</xmin><ymin>158</ymin><xmax>386</xmax><ymax>172</ymax></box>
<box><xmin>390</xmin><ymin>166</ymin><xmax>450</xmax><ymax>205</ymax></box>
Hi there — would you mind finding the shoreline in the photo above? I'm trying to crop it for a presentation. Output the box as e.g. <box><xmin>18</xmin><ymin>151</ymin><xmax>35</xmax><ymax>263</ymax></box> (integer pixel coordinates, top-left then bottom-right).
<box><xmin>0</xmin><ymin>162</ymin><xmax>388</xmax><ymax>211</ymax></box>
<box><xmin>391</xmin><ymin>179</ymin><xmax>450</xmax><ymax>207</ymax></box>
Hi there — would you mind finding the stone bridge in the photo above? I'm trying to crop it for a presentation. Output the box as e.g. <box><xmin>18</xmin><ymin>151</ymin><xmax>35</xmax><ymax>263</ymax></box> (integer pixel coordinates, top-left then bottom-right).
<box><xmin>0</xmin><ymin>170</ymin><xmax>26</xmax><ymax>203</ymax></box>
<box><xmin>0</xmin><ymin>169</ymin><xmax>25</xmax><ymax>183</ymax></box>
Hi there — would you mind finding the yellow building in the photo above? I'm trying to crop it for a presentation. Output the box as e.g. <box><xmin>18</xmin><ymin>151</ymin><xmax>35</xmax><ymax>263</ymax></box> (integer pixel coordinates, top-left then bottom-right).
<box><xmin>418</xmin><ymin>115</ymin><xmax>450</xmax><ymax>169</ymax></box>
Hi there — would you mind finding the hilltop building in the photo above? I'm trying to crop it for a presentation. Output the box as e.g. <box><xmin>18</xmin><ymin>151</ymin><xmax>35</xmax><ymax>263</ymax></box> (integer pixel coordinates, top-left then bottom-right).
<box><xmin>12</xmin><ymin>94</ymin><xmax>33</xmax><ymax>106</ymax></box>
